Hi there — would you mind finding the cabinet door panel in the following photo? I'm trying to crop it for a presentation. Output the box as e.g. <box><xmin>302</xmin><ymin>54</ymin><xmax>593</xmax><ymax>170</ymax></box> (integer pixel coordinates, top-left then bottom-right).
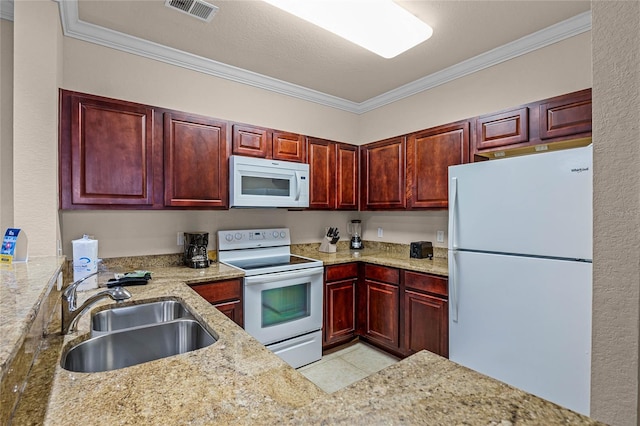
<box><xmin>164</xmin><ymin>112</ymin><xmax>228</xmax><ymax>207</ymax></box>
<box><xmin>404</xmin><ymin>290</ymin><xmax>448</xmax><ymax>357</ymax></box>
<box><xmin>336</xmin><ymin>143</ymin><xmax>359</xmax><ymax>210</ymax></box>
<box><xmin>361</xmin><ymin>137</ymin><xmax>406</xmax><ymax>210</ymax></box>
<box><xmin>69</xmin><ymin>94</ymin><xmax>155</xmax><ymax>206</ymax></box>
<box><xmin>539</xmin><ymin>90</ymin><xmax>592</xmax><ymax>140</ymax></box>
<box><xmin>308</xmin><ymin>138</ymin><xmax>335</xmax><ymax>209</ymax></box>
<box><xmin>232</xmin><ymin>124</ymin><xmax>269</xmax><ymax>158</ymax></box>
<box><xmin>364</xmin><ymin>280</ymin><xmax>399</xmax><ymax>348</ymax></box>
<box><xmin>214</xmin><ymin>300</ymin><xmax>243</xmax><ymax>327</ymax></box>
<box><xmin>475</xmin><ymin>107</ymin><xmax>528</xmax><ymax>150</ymax></box>
<box><xmin>272</xmin><ymin>131</ymin><xmax>306</xmax><ymax>163</ymax></box>
<box><xmin>408</xmin><ymin>122</ymin><xmax>469</xmax><ymax>209</ymax></box>
<box><xmin>325</xmin><ymin>279</ymin><xmax>356</xmax><ymax>344</ymax></box>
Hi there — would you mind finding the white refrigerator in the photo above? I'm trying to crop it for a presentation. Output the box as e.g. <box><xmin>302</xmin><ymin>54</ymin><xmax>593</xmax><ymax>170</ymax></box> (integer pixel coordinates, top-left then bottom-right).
<box><xmin>447</xmin><ymin>145</ymin><xmax>592</xmax><ymax>416</ymax></box>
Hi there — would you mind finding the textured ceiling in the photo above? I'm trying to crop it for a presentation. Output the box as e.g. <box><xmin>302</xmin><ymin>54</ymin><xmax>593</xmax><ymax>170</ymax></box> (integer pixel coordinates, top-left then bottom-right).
<box><xmin>76</xmin><ymin>0</ymin><xmax>591</xmax><ymax>104</ymax></box>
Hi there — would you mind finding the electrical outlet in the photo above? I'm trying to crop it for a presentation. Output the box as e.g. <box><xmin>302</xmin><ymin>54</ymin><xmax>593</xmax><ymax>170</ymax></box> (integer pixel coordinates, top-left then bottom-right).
<box><xmin>437</xmin><ymin>231</ymin><xmax>444</xmax><ymax>243</ymax></box>
<box><xmin>377</xmin><ymin>228</ymin><xmax>383</xmax><ymax>238</ymax></box>
<box><xmin>177</xmin><ymin>232</ymin><xmax>184</xmax><ymax>246</ymax></box>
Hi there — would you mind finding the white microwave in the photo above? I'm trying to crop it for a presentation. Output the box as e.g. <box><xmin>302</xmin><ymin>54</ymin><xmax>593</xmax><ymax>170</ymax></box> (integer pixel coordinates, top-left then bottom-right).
<box><xmin>229</xmin><ymin>155</ymin><xmax>310</xmax><ymax>208</ymax></box>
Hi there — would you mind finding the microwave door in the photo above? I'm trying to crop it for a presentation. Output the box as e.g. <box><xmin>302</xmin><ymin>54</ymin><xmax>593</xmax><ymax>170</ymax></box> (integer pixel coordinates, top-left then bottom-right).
<box><xmin>233</xmin><ymin>169</ymin><xmax>298</xmax><ymax>207</ymax></box>
<box><xmin>229</xmin><ymin>155</ymin><xmax>310</xmax><ymax>208</ymax></box>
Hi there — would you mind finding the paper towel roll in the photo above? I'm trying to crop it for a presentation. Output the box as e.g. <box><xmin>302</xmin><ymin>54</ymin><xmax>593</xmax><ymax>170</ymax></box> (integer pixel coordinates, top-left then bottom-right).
<box><xmin>72</xmin><ymin>235</ymin><xmax>99</xmax><ymax>291</ymax></box>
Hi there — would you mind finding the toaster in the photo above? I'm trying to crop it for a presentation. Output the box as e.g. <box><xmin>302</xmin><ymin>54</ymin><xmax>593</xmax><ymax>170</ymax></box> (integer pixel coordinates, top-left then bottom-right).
<box><xmin>410</xmin><ymin>241</ymin><xmax>433</xmax><ymax>259</ymax></box>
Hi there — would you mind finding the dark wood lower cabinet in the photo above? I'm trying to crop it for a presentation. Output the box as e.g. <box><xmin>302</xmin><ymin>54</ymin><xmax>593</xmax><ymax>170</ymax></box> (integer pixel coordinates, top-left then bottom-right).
<box><xmin>326</xmin><ymin>263</ymin><xmax>448</xmax><ymax>359</ymax></box>
<box><xmin>189</xmin><ymin>279</ymin><xmax>243</xmax><ymax>327</ymax></box>
<box><xmin>404</xmin><ymin>290</ymin><xmax>448</xmax><ymax>358</ymax></box>
<box><xmin>358</xmin><ymin>265</ymin><xmax>401</xmax><ymax>353</ymax></box>
<box><xmin>362</xmin><ymin>279</ymin><xmax>400</xmax><ymax>350</ymax></box>
<box><xmin>323</xmin><ymin>263</ymin><xmax>358</xmax><ymax>348</ymax></box>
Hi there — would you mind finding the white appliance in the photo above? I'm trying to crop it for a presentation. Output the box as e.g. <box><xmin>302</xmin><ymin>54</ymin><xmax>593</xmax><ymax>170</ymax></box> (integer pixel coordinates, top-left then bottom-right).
<box><xmin>217</xmin><ymin>228</ymin><xmax>323</xmax><ymax>368</ymax></box>
<box><xmin>229</xmin><ymin>155</ymin><xmax>310</xmax><ymax>208</ymax></box>
<box><xmin>447</xmin><ymin>145</ymin><xmax>592</xmax><ymax>415</ymax></box>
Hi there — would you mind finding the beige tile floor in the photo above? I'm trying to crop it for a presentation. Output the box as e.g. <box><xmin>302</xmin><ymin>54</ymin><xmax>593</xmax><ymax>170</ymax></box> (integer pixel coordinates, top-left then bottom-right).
<box><xmin>297</xmin><ymin>341</ymin><xmax>400</xmax><ymax>393</ymax></box>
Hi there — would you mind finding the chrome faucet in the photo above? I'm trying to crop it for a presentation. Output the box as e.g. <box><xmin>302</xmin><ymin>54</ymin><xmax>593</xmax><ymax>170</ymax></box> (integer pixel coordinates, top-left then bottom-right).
<box><xmin>61</xmin><ymin>271</ymin><xmax>132</xmax><ymax>334</ymax></box>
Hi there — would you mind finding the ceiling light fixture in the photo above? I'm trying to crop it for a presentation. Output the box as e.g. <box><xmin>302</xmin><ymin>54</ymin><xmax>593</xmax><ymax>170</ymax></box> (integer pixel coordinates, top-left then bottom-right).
<box><xmin>263</xmin><ymin>0</ymin><xmax>433</xmax><ymax>59</ymax></box>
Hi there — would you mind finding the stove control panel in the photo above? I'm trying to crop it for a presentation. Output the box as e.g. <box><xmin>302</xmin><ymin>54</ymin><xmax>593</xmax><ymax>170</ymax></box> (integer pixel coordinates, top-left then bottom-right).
<box><xmin>218</xmin><ymin>228</ymin><xmax>291</xmax><ymax>251</ymax></box>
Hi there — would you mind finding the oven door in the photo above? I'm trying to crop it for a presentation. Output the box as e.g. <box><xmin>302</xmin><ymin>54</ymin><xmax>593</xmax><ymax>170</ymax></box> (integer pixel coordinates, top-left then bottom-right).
<box><xmin>243</xmin><ymin>267</ymin><xmax>323</xmax><ymax>345</ymax></box>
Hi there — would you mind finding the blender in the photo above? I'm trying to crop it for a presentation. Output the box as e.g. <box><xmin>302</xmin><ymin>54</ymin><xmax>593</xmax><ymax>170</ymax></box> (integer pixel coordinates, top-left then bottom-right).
<box><xmin>348</xmin><ymin>220</ymin><xmax>363</xmax><ymax>250</ymax></box>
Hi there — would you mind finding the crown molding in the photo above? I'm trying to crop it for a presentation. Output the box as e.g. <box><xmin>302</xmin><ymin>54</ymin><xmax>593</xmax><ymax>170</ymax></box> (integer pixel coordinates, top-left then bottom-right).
<box><xmin>57</xmin><ymin>1</ymin><xmax>591</xmax><ymax>115</ymax></box>
<box><xmin>0</xmin><ymin>0</ymin><xmax>14</xmax><ymax>21</ymax></box>
<box><xmin>358</xmin><ymin>11</ymin><xmax>592</xmax><ymax>113</ymax></box>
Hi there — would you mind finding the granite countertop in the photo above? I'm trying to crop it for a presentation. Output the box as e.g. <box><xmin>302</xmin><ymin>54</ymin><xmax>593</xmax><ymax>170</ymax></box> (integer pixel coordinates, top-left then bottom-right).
<box><xmin>8</xmin><ymin>252</ymin><xmax>602</xmax><ymax>425</ymax></box>
<box><xmin>38</xmin><ymin>272</ymin><xmax>600</xmax><ymax>424</ymax></box>
<box><xmin>292</xmin><ymin>242</ymin><xmax>449</xmax><ymax>277</ymax></box>
<box><xmin>0</xmin><ymin>257</ymin><xmax>65</xmax><ymax>376</ymax></box>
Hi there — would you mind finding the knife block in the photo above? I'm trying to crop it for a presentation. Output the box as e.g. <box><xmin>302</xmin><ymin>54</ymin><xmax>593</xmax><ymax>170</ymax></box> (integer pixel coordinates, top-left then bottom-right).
<box><xmin>318</xmin><ymin>237</ymin><xmax>337</xmax><ymax>253</ymax></box>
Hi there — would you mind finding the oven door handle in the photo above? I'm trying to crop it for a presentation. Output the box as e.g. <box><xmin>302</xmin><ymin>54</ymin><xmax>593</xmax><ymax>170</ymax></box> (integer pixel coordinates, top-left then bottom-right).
<box><xmin>244</xmin><ymin>267</ymin><xmax>323</xmax><ymax>285</ymax></box>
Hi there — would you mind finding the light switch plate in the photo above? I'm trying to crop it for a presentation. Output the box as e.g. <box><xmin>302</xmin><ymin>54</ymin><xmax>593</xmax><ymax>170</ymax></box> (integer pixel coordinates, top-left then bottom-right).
<box><xmin>437</xmin><ymin>231</ymin><xmax>444</xmax><ymax>243</ymax></box>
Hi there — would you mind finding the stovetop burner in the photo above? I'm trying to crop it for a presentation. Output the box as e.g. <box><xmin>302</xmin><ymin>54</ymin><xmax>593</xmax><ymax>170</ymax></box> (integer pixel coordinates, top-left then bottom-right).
<box><xmin>217</xmin><ymin>228</ymin><xmax>323</xmax><ymax>276</ymax></box>
<box><xmin>225</xmin><ymin>255</ymin><xmax>317</xmax><ymax>271</ymax></box>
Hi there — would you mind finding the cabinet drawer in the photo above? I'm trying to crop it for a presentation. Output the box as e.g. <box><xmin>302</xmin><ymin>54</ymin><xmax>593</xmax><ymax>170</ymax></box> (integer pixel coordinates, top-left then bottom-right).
<box><xmin>364</xmin><ymin>264</ymin><xmax>399</xmax><ymax>285</ymax></box>
<box><xmin>189</xmin><ymin>279</ymin><xmax>242</xmax><ymax>304</ymax></box>
<box><xmin>326</xmin><ymin>263</ymin><xmax>358</xmax><ymax>281</ymax></box>
<box><xmin>404</xmin><ymin>271</ymin><xmax>447</xmax><ymax>297</ymax></box>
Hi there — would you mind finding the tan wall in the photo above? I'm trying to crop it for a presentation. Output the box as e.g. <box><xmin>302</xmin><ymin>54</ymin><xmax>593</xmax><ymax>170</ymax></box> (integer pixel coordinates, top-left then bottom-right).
<box><xmin>591</xmin><ymin>2</ymin><xmax>640</xmax><ymax>425</ymax></box>
<box><xmin>357</xmin><ymin>33</ymin><xmax>592</xmax><ymax>143</ymax></box>
<box><xmin>12</xmin><ymin>0</ymin><xmax>62</xmax><ymax>256</ymax></box>
<box><xmin>0</xmin><ymin>19</ymin><xmax>13</xmax><ymax>232</ymax></box>
<box><xmin>61</xmin><ymin>37</ymin><xmax>360</xmax><ymax>144</ymax></box>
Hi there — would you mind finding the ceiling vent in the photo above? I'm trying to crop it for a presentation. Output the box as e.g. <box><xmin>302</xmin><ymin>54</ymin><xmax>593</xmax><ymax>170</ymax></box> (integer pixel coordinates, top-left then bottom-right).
<box><xmin>165</xmin><ymin>0</ymin><xmax>219</xmax><ymax>22</ymax></box>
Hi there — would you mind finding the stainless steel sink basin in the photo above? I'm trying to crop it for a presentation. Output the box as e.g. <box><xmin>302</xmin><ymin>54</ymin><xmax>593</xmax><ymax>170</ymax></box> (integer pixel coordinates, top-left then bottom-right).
<box><xmin>61</xmin><ymin>319</ymin><xmax>217</xmax><ymax>373</ymax></box>
<box><xmin>91</xmin><ymin>300</ymin><xmax>193</xmax><ymax>334</ymax></box>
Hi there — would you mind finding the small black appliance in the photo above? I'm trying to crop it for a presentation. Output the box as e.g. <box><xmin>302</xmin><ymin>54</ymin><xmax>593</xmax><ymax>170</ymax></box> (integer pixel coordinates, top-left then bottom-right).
<box><xmin>410</xmin><ymin>241</ymin><xmax>433</xmax><ymax>259</ymax></box>
<box><xmin>184</xmin><ymin>232</ymin><xmax>210</xmax><ymax>268</ymax></box>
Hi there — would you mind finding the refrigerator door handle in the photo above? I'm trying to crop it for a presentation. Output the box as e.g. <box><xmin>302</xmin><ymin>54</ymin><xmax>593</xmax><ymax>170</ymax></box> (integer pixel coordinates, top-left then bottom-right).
<box><xmin>449</xmin><ymin>177</ymin><xmax>458</xmax><ymax>249</ymax></box>
<box><xmin>450</xmin><ymin>250</ymin><xmax>459</xmax><ymax>323</ymax></box>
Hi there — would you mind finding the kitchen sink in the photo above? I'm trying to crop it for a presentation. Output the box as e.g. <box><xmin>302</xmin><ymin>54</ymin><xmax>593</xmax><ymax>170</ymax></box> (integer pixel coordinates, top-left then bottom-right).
<box><xmin>62</xmin><ymin>319</ymin><xmax>217</xmax><ymax>373</ymax></box>
<box><xmin>91</xmin><ymin>300</ymin><xmax>194</xmax><ymax>334</ymax></box>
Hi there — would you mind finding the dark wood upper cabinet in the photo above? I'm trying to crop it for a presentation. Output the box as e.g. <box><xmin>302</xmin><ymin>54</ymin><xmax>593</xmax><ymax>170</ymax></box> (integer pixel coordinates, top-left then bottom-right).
<box><xmin>475</xmin><ymin>107</ymin><xmax>529</xmax><ymax>151</ymax></box>
<box><xmin>272</xmin><ymin>131</ymin><xmax>306</xmax><ymax>163</ymax></box>
<box><xmin>539</xmin><ymin>89</ymin><xmax>592</xmax><ymax>140</ymax></box>
<box><xmin>308</xmin><ymin>138</ymin><xmax>358</xmax><ymax>210</ymax></box>
<box><xmin>473</xmin><ymin>88</ymin><xmax>592</xmax><ymax>159</ymax></box>
<box><xmin>308</xmin><ymin>138</ymin><xmax>335</xmax><ymax>209</ymax></box>
<box><xmin>232</xmin><ymin>124</ymin><xmax>270</xmax><ymax>158</ymax></box>
<box><xmin>164</xmin><ymin>111</ymin><xmax>229</xmax><ymax>208</ymax></box>
<box><xmin>59</xmin><ymin>90</ymin><xmax>159</xmax><ymax>209</ymax></box>
<box><xmin>361</xmin><ymin>136</ymin><xmax>406</xmax><ymax>210</ymax></box>
<box><xmin>336</xmin><ymin>143</ymin><xmax>359</xmax><ymax>210</ymax></box>
<box><xmin>231</xmin><ymin>124</ymin><xmax>306</xmax><ymax>163</ymax></box>
<box><xmin>407</xmin><ymin>121</ymin><xmax>470</xmax><ymax>209</ymax></box>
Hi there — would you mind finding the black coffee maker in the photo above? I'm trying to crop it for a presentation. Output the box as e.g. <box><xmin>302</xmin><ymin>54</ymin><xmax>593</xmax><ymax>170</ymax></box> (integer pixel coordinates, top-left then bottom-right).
<box><xmin>184</xmin><ymin>232</ymin><xmax>210</xmax><ymax>268</ymax></box>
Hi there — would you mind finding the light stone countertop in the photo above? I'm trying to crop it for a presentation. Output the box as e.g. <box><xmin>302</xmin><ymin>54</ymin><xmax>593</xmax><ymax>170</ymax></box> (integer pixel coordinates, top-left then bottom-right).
<box><xmin>8</xmin><ymin>253</ymin><xmax>603</xmax><ymax>425</ymax></box>
<box><xmin>0</xmin><ymin>257</ymin><xmax>65</xmax><ymax>376</ymax></box>
<box><xmin>40</xmin><ymin>275</ymin><xmax>601</xmax><ymax>425</ymax></box>
<box><xmin>292</xmin><ymin>242</ymin><xmax>449</xmax><ymax>277</ymax></box>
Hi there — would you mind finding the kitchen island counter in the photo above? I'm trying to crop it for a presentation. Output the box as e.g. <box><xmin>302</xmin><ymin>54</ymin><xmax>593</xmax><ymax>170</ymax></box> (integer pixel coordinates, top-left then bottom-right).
<box><xmin>33</xmin><ymin>273</ymin><xmax>601</xmax><ymax>425</ymax></box>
